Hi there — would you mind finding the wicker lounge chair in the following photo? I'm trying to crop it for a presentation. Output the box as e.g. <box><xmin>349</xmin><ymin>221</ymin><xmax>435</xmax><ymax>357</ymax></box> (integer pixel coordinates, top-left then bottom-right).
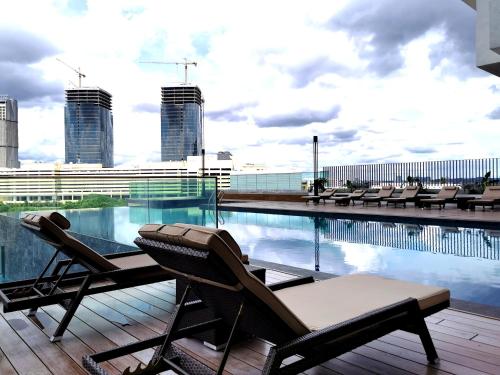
<box><xmin>0</xmin><ymin>214</ymin><xmax>246</xmax><ymax>343</ymax></box>
<box><xmin>83</xmin><ymin>224</ymin><xmax>450</xmax><ymax>375</ymax></box>
<box><xmin>420</xmin><ymin>186</ymin><xmax>459</xmax><ymax>209</ymax></box>
<box><xmin>466</xmin><ymin>186</ymin><xmax>500</xmax><ymax>210</ymax></box>
<box><xmin>361</xmin><ymin>186</ymin><xmax>395</xmax><ymax>206</ymax></box>
<box><xmin>303</xmin><ymin>188</ymin><xmax>337</xmax><ymax>204</ymax></box>
<box><xmin>330</xmin><ymin>189</ymin><xmax>366</xmax><ymax>206</ymax></box>
<box><xmin>384</xmin><ymin>186</ymin><xmax>420</xmax><ymax>208</ymax></box>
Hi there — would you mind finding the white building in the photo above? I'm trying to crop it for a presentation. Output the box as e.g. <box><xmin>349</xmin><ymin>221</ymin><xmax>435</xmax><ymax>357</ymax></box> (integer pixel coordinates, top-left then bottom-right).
<box><xmin>0</xmin><ymin>156</ymin><xmax>232</xmax><ymax>203</ymax></box>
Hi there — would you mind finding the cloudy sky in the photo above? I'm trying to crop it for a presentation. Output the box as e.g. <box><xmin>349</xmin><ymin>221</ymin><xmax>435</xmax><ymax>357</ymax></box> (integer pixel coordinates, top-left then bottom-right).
<box><xmin>1</xmin><ymin>0</ymin><xmax>499</xmax><ymax>171</ymax></box>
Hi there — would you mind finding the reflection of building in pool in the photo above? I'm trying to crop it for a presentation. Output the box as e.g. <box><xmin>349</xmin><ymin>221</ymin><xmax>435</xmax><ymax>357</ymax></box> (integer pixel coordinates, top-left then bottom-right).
<box><xmin>62</xmin><ymin>208</ymin><xmax>115</xmax><ymax>241</ymax></box>
<box><xmin>128</xmin><ymin>206</ymin><xmax>209</xmax><ymax>227</ymax></box>
<box><xmin>322</xmin><ymin>219</ymin><xmax>500</xmax><ymax>260</ymax></box>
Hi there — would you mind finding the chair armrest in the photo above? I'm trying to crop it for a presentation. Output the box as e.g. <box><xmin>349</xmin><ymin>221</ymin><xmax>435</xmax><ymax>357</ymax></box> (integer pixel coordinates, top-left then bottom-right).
<box><xmin>268</xmin><ymin>276</ymin><xmax>315</xmax><ymax>291</ymax></box>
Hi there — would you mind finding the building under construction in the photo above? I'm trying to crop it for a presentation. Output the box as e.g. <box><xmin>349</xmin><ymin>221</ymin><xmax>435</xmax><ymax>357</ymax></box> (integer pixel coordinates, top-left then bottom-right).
<box><xmin>64</xmin><ymin>88</ymin><xmax>114</xmax><ymax>168</ymax></box>
<box><xmin>0</xmin><ymin>96</ymin><xmax>20</xmax><ymax>168</ymax></box>
<box><xmin>161</xmin><ymin>85</ymin><xmax>203</xmax><ymax>162</ymax></box>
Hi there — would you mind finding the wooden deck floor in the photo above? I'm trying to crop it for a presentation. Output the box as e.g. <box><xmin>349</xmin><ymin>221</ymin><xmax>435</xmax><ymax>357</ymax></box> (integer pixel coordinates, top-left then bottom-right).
<box><xmin>221</xmin><ymin>200</ymin><xmax>500</xmax><ymax>227</ymax></box>
<box><xmin>1</xmin><ymin>269</ymin><xmax>500</xmax><ymax>374</ymax></box>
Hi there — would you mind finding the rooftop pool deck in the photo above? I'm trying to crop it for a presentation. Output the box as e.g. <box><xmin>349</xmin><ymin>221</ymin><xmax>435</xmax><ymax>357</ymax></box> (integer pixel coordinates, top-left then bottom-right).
<box><xmin>1</xmin><ymin>270</ymin><xmax>500</xmax><ymax>374</ymax></box>
<box><xmin>1</xmin><ymin>204</ymin><xmax>500</xmax><ymax>373</ymax></box>
<box><xmin>220</xmin><ymin>199</ymin><xmax>500</xmax><ymax>228</ymax></box>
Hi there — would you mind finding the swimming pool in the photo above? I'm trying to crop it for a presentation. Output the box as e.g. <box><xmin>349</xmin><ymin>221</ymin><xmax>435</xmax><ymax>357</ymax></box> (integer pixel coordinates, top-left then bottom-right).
<box><xmin>2</xmin><ymin>207</ymin><xmax>500</xmax><ymax>307</ymax></box>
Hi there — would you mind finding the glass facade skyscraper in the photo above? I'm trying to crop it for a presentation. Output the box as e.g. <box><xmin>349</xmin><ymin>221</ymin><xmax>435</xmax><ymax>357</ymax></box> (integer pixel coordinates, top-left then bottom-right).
<box><xmin>161</xmin><ymin>85</ymin><xmax>203</xmax><ymax>161</ymax></box>
<box><xmin>64</xmin><ymin>88</ymin><xmax>114</xmax><ymax>168</ymax></box>
<box><xmin>0</xmin><ymin>96</ymin><xmax>20</xmax><ymax>168</ymax></box>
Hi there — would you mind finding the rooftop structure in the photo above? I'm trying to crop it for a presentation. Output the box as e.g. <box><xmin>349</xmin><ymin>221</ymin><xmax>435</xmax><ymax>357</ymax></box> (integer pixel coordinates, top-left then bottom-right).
<box><xmin>161</xmin><ymin>85</ymin><xmax>204</xmax><ymax>162</ymax></box>
<box><xmin>463</xmin><ymin>0</ymin><xmax>500</xmax><ymax>76</ymax></box>
<box><xmin>64</xmin><ymin>87</ymin><xmax>114</xmax><ymax>168</ymax></box>
<box><xmin>0</xmin><ymin>96</ymin><xmax>20</xmax><ymax>168</ymax></box>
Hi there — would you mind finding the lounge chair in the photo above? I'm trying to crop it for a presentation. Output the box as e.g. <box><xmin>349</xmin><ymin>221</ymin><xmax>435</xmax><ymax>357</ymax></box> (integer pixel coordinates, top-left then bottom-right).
<box><xmin>0</xmin><ymin>214</ymin><xmax>245</xmax><ymax>343</ymax></box>
<box><xmin>303</xmin><ymin>188</ymin><xmax>337</xmax><ymax>204</ymax></box>
<box><xmin>466</xmin><ymin>186</ymin><xmax>500</xmax><ymax>211</ymax></box>
<box><xmin>384</xmin><ymin>186</ymin><xmax>420</xmax><ymax>208</ymax></box>
<box><xmin>361</xmin><ymin>186</ymin><xmax>395</xmax><ymax>206</ymax></box>
<box><xmin>420</xmin><ymin>186</ymin><xmax>459</xmax><ymax>209</ymax></box>
<box><xmin>83</xmin><ymin>224</ymin><xmax>450</xmax><ymax>375</ymax></box>
<box><xmin>330</xmin><ymin>189</ymin><xmax>366</xmax><ymax>206</ymax></box>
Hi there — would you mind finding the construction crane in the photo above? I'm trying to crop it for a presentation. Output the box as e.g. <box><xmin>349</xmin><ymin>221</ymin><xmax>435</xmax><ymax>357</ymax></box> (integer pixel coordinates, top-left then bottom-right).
<box><xmin>56</xmin><ymin>58</ymin><xmax>86</xmax><ymax>87</ymax></box>
<box><xmin>138</xmin><ymin>58</ymin><xmax>197</xmax><ymax>84</ymax></box>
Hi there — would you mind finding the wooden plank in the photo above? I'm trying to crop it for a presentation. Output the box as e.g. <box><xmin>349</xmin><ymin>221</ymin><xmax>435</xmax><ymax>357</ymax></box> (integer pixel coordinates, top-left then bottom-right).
<box><xmin>105</xmin><ymin>290</ymin><xmax>171</xmax><ymax>323</ymax></box>
<box><xmin>0</xmin><ymin>310</ymin><xmax>86</xmax><ymax>375</ymax></box>
<box><xmin>426</xmin><ymin>321</ymin><xmax>477</xmax><ymax>340</ymax></box>
<box><xmin>338</xmin><ymin>350</ymin><xmax>414</xmax><ymax>375</ymax></box>
<box><xmin>247</xmin><ymin>338</ymin><xmax>368</xmax><ymax>375</ymax></box>
<box><xmin>392</xmin><ymin>329</ymin><xmax>500</xmax><ymax>357</ymax></box>
<box><xmin>135</xmin><ymin>284</ymin><xmax>177</xmax><ymax>304</ymax></box>
<box><xmin>389</xmin><ymin>330</ymin><xmax>500</xmax><ymax>366</ymax></box>
<box><xmin>71</xmin><ymin>302</ymin><xmax>155</xmax><ymax>364</ymax></box>
<box><xmin>473</xmin><ymin>334</ymin><xmax>500</xmax><ymax>348</ymax></box>
<box><xmin>90</xmin><ymin>293</ymin><xmax>167</xmax><ymax>334</ymax></box>
<box><xmin>26</xmin><ymin>309</ymin><xmax>120</xmax><ymax>375</ymax></box>
<box><xmin>0</xmin><ymin>315</ymin><xmax>51</xmax><ymax>375</ymax></box>
<box><xmin>445</xmin><ymin>309</ymin><xmax>500</xmax><ymax>326</ymax></box>
<box><xmin>367</xmin><ymin>337</ymin><xmax>489</xmax><ymax>375</ymax></box>
<box><xmin>435</xmin><ymin>312</ymin><xmax>500</xmax><ymax>334</ymax></box>
<box><xmin>41</xmin><ymin>304</ymin><xmax>143</xmax><ymax>373</ymax></box>
<box><xmin>378</xmin><ymin>333</ymin><xmax>500</xmax><ymax>373</ymax></box>
<box><xmin>0</xmin><ymin>347</ymin><xmax>17</xmax><ymax>375</ymax></box>
<box><xmin>352</xmin><ymin>345</ymin><xmax>446</xmax><ymax>375</ymax></box>
<box><xmin>438</xmin><ymin>319</ymin><xmax>500</xmax><ymax>340</ymax></box>
<box><xmin>120</xmin><ymin>287</ymin><xmax>175</xmax><ymax>312</ymax></box>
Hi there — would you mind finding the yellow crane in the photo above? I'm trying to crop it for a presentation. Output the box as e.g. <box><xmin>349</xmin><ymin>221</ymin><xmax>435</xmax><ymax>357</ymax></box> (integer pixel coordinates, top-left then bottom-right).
<box><xmin>139</xmin><ymin>58</ymin><xmax>197</xmax><ymax>84</ymax></box>
<box><xmin>56</xmin><ymin>58</ymin><xmax>86</xmax><ymax>87</ymax></box>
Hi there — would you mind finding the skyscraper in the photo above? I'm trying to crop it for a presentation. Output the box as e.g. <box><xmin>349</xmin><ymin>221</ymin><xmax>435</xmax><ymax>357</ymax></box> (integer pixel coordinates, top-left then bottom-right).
<box><xmin>64</xmin><ymin>88</ymin><xmax>114</xmax><ymax>167</ymax></box>
<box><xmin>161</xmin><ymin>85</ymin><xmax>203</xmax><ymax>161</ymax></box>
<box><xmin>0</xmin><ymin>96</ymin><xmax>20</xmax><ymax>168</ymax></box>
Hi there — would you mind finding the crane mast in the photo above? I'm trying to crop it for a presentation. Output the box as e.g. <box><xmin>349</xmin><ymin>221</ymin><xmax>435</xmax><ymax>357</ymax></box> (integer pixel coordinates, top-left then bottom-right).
<box><xmin>56</xmin><ymin>58</ymin><xmax>86</xmax><ymax>87</ymax></box>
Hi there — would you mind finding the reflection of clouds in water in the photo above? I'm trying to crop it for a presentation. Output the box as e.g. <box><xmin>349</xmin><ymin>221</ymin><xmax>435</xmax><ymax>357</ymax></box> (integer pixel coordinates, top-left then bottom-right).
<box><xmin>336</xmin><ymin>243</ymin><xmax>389</xmax><ymax>274</ymax></box>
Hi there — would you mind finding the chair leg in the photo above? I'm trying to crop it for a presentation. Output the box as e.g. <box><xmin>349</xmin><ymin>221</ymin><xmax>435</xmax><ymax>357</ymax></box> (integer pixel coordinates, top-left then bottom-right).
<box><xmin>50</xmin><ymin>275</ymin><xmax>91</xmax><ymax>342</ymax></box>
<box><xmin>417</xmin><ymin>321</ymin><xmax>439</xmax><ymax>363</ymax></box>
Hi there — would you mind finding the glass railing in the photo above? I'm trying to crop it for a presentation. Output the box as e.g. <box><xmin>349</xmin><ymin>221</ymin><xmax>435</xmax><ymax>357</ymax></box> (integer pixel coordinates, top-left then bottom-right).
<box><xmin>230</xmin><ymin>171</ymin><xmax>329</xmax><ymax>192</ymax></box>
<box><xmin>0</xmin><ymin>175</ymin><xmax>219</xmax><ymax>282</ymax></box>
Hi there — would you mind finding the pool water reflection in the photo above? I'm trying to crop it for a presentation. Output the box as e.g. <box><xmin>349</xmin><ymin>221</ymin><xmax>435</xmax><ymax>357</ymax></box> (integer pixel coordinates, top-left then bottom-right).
<box><xmin>4</xmin><ymin>207</ymin><xmax>500</xmax><ymax>307</ymax></box>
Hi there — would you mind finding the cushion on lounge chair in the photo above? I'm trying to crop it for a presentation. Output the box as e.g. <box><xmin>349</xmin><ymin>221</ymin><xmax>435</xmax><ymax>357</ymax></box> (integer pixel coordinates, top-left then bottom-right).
<box><xmin>274</xmin><ymin>274</ymin><xmax>449</xmax><ymax>331</ymax></box>
<box><xmin>23</xmin><ymin>212</ymin><xmax>71</xmax><ymax>230</ymax></box>
<box><xmin>108</xmin><ymin>254</ymin><xmax>159</xmax><ymax>269</ymax></box>
<box><xmin>139</xmin><ymin>224</ymin><xmax>310</xmax><ymax>336</ymax></box>
<box><xmin>139</xmin><ymin>223</ymin><xmax>248</xmax><ymax>263</ymax></box>
<box><xmin>436</xmin><ymin>186</ymin><xmax>459</xmax><ymax>199</ymax></box>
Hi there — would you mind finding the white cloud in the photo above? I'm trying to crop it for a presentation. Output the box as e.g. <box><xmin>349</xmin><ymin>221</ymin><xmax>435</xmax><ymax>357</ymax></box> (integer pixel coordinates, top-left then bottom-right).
<box><xmin>0</xmin><ymin>0</ymin><xmax>498</xmax><ymax>170</ymax></box>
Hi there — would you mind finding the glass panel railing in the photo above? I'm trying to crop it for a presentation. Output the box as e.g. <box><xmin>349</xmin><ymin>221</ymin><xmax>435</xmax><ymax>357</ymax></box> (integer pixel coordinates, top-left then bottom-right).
<box><xmin>0</xmin><ymin>176</ymin><xmax>218</xmax><ymax>282</ymax></box>
<box><xmin>230</xmin><ymin>171</ymin><xmax>329</xmax><ymax>192</ymax></box>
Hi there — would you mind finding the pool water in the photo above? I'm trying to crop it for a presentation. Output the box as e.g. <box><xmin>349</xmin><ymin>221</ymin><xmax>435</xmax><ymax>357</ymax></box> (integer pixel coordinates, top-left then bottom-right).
<box><xmin>3</xmin><ymin>207</ymin><xmax>500</xmax><ymax>307</ymax></box>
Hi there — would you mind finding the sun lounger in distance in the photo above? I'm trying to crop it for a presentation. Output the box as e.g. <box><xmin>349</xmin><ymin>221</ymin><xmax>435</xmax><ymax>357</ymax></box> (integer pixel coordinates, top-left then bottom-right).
<box><xmin>83</xmin><ymin>224</ymin><xmax>450</xmax><ymax>375</ymax></box>
<box><xmin>330</xmin><ymin>189</ymin><xmax>366</xmax><ymax>206</ymax></box>
<box><xmin>361</xmin><ymin>186</ymin><xmax>395</xmax><ymax>206</ymax></box>
<box><xmin>467</xmin><ymin>186</ymin><xmax>500</xmax><ymax>210</ymax></box>
<box><xmin>420</xmin><ymin>186</ymin><xmax>459</xmax><ymax>209</ymax></box>
<box><xmin>303</xmin><ymin>188</ymin><xmax>337</xmax><ymax>204</ymax></box>
<box><xmin>384</xmin><ymin>185</ymin><xmax>420</xmax><ymax>208</ymax></box>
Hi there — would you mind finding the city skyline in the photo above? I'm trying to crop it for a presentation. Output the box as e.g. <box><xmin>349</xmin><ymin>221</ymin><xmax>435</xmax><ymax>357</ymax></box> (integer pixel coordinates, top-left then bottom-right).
<box><xmin>0</xmin><ymin>0</ymin><xmax>499</xmax><ymax>171</ymax></box>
